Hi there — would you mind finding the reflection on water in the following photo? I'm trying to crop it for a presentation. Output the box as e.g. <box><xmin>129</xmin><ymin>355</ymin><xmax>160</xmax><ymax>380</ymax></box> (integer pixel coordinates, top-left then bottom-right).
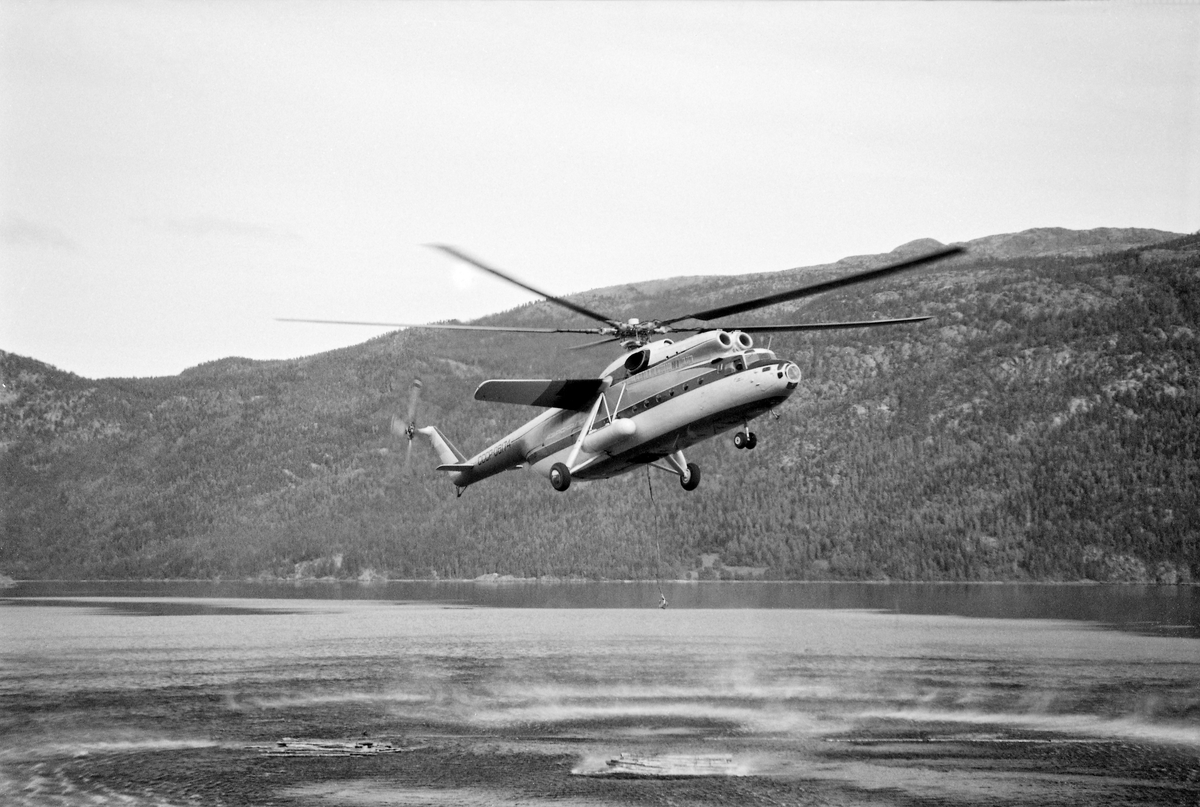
<box><xmin>0</xmin><ymin>598</ymin><xmax>304</xmax><ymax>617</ymax></box>
<box><xmin>6</xmin><ymin>579</ymin><xmax>1198</xmax><ymax>636</ymax></box>
<box><xmin>1</xmin><ymin>585</ymin><xmax>1197</xmax><ymax>805</ymax></box>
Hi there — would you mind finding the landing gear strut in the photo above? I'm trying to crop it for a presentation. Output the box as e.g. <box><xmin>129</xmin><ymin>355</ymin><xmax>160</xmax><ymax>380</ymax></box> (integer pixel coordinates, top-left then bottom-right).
<box><xmin>733</xmin><ymin>431</ymin><xmax>758</xmax><ymax>450</ymax></box>
<box><xmin>663</xmin><ymin>451</ymin><xmax>701</xmax><ymax>492</ymax></box>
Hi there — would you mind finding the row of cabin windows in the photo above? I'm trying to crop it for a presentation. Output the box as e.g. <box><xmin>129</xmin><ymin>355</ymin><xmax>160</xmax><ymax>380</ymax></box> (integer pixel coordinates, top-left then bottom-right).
<box><xmin>623</xmin><ymin>363</ymin><xmax>741</xmax><ymax>414</ymax></box>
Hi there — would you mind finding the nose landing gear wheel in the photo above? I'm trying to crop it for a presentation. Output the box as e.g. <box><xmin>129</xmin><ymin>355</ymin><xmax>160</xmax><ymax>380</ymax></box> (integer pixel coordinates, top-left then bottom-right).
<box><xmin>680</xmin><ymin>462</ymin><xmax>701</xmax><ymax>491</ymax></box>
<box><xmin>549</xmin><ymin>462</ymin><xmax>571</xmax><ymax>492</ymax></box>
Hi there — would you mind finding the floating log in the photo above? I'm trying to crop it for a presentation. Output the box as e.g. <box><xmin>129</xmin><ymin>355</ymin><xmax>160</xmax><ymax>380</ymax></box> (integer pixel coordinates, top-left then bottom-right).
<box><xmin>249</xmin><ymin>737</ymin><xmax>406</xmax><ymax>757</ymax></box>
<box><xmin>594</xmin><ymin>753</ymin><xmax>739</xmax><ymax>777</ymax></box>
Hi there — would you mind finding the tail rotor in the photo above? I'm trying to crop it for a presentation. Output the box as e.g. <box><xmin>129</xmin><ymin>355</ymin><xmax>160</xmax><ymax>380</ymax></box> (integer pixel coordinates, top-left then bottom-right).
<box><xmin>391</xmin><ymin>378</ymin><xmax>423</xmax><ymax>473</ymax></box>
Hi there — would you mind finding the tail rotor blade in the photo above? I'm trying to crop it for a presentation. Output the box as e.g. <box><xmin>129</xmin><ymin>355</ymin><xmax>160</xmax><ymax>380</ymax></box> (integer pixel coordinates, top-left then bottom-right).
<box><xmin>406</xmin><ymin>378</ymin><xmax>423</xmax><ymax>425</ymax></box>
<box><xmin>398</xmin><ymin>378</ymin><xmax>422</xmax><ymax>475</ymax></box>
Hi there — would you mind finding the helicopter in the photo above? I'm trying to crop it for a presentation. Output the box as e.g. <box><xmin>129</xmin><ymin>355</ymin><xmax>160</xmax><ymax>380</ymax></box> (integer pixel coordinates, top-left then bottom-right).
<box><xmin>284</xmin><ymin>244</ymin><xmax>963</xmax><ymax>494</ymax></box>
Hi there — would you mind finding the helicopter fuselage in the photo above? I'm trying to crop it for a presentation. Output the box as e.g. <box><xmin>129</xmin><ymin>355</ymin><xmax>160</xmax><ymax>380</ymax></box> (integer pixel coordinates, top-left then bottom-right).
<box><xmin>432</xmin><ymin>330</ymin><xmax>801</xmax><ymax>491</ymax></box>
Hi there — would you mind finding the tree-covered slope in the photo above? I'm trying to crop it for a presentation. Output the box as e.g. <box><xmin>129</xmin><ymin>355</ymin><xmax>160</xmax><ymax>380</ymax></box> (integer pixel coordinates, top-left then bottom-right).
<box><xmin>2</xmin><ymin>227</ymin><xmax>1196</xmax><ymax>582</ymax></box>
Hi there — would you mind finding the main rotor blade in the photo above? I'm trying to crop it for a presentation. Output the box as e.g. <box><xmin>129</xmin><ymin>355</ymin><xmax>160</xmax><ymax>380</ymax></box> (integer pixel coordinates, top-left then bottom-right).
<box><xmin>664</xmin><ymin>245</ymin><xmax>964</xmax><ymax>325</ymax></box>
<box><xmin>278</xmin><ymin>317</ymin><xmax>607</xmax><ymax>335</ymax></box>
<box><xmin>429</xmin><ymin>245</ymin><xmax>622</xmax><ymax>328</ymax></box>
<box><xmin>715</xmin><ymin>316</ymin><xmax>934</xmax><ymax>332</ymax></box>
<box><xmin>566</xmin><ymin>336</ymin><xmax>623</xmax><ymax>351</ymax></box>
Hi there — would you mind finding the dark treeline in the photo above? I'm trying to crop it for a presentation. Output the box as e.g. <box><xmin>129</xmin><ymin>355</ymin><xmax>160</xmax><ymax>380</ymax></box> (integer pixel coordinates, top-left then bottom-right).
<box><xmin>2</xmin><ymin>229</ymin><xmax>1197</xmax><ymax>582</ymax></box>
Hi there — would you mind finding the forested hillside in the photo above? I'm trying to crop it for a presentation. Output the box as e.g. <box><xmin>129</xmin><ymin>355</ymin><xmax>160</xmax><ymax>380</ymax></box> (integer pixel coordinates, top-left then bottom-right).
<box><xmin>2</xmin><ymin>227</ymin><xmax>1197</xmax><ymax>583</ymax></box>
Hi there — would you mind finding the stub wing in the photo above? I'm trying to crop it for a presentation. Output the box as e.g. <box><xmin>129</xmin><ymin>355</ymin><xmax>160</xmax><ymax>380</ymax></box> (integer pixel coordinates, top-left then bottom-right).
<box><xmin>474</xmin><ymin>378</ymin><xmax>606</xmax><ymax>411</ymax></box>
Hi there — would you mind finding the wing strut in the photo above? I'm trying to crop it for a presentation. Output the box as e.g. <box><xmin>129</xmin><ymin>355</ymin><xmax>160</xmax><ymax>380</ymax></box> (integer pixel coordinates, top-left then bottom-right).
<box><xmin>566</xmin><ymin>392</ymin><xmax>605</xmax><ymax>472</ymax></box>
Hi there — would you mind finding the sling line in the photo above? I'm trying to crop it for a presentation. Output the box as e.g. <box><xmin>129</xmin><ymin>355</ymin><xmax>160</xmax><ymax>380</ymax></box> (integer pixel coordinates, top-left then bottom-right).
<box><xmin>646</xmin><ymin>467</ymin><xmax>667</xmax><ymax>608</ymax></box>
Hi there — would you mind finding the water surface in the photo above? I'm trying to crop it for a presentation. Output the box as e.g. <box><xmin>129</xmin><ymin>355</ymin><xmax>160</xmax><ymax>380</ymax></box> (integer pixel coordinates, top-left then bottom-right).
<box><xmin>2</xmin><ymin>583</ymin><xmax>1197</xmax><ymax>806</ymax></box>
<box><xmin>6</xmin><ymin>579</ymin><xmax>1197</xmax><ymax>636</ymax></box>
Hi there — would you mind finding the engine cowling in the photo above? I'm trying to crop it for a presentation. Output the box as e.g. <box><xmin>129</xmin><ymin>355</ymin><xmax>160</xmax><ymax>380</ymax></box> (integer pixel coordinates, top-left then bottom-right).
<box><xmin>602</xmin><ymin>330</ymin><xmax>740</xmax><ymax>380</ymax></box>
<box><xmin>644</xmin><ymin>330</ymin><xmax>733</xmax><ymax>368</ymax></box>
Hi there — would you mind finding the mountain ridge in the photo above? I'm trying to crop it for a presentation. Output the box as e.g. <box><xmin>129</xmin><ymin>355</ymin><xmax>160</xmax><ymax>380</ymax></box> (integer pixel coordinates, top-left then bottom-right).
<box><xmin>574</xmin><ymin>227</ymin><xmax>1183</xmax><ymax>313</ymax></box>
<box><xmin>2</xmin><ymin>226</ymin><xmax>1197</xmax><ymax>583</ymax></box>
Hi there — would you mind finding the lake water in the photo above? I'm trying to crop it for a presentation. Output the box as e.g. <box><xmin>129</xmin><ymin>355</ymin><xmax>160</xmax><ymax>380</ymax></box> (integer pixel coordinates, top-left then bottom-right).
<box><xmin>6</xmin><ymin>579</ymin><xmax>1198</xmax><ymax>635</ymax></box>
<box><xmin>2</xmin><ymin>582</ymin><xmax>1197</xmax><ymax>806</ymax></box>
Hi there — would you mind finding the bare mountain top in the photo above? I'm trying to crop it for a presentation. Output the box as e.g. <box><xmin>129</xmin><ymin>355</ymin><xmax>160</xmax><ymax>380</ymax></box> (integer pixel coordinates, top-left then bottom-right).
<box><xmin>956</xmin><ymin>227</ymin><xmax>1182</xmax><ymax>260</ymax></box>
<box><xmin>888</xmin><ymin>238</ymin><xmax>948</xmax><ymax>258</ymax></box>
<box><xmin>837</xmin><ymin>227</ymin><xmax>1182</xmax><ymax>269</ymax></box>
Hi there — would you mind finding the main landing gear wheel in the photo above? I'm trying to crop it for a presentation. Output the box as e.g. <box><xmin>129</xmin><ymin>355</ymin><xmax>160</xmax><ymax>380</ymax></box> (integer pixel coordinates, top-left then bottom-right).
<box><xmin>549</xmin><ymin>462</ymin><xmax>571</xmax><ymax>492</ymax></box>
<box><xmin>680</xmin><ymin>462</ymin><xmax>701</xmax><ymax>491</ymax></box>
<box><xmin>733</xmin><ymin>431</ymin><xmax>758</xmax><ymax>450</ymax></box>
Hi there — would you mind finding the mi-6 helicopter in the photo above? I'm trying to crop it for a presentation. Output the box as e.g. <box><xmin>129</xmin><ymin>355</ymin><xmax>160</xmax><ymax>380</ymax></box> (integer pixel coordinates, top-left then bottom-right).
<box><xmin>286</xmin><ymin>244</ymin><xmax>963</xmax><ymax>494</ymax></box>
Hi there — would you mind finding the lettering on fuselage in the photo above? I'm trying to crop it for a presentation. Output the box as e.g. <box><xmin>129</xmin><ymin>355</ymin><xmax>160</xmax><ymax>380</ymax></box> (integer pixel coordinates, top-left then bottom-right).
<box><xmin>476</xmin><ymin>438</ymin><xmax>514</xmax><ymax>467</ymax></box>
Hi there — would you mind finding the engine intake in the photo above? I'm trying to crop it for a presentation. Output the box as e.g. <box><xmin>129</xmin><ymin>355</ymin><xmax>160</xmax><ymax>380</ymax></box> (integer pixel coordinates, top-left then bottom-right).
<box><xmin>624</xmin><ymin>350</ymin><xmax>650</xmax><ymax>375</ymax></box>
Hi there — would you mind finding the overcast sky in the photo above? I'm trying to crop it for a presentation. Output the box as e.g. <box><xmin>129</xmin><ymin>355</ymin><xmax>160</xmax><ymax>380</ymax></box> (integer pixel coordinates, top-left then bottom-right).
<box><xmin>2</xmin><ymin>2</ymin><xmax>1197</xmax><ymax>379</ymax></box>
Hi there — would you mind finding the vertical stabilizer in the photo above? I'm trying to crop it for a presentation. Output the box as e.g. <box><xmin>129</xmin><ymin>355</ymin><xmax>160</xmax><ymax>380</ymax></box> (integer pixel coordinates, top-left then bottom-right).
<box><xmin>416</xmin><ymin>426</ymin><xmax>468</xmax><ymax>466</ymax></box>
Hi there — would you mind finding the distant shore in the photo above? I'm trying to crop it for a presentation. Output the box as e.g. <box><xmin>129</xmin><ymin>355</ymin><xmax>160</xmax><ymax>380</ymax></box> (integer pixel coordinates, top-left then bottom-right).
<box><xmin>2</xmin><ymin>575</ymin><xmax>1194</xmax><ymax>587</ymax></box>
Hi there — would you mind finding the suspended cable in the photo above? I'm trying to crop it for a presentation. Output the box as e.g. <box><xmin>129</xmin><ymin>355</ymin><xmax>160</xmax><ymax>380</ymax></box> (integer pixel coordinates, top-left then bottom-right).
<box><xmin>646</xmin><ymin>467</ymin><xmax>667</xmax><ymax>608</ymax></box>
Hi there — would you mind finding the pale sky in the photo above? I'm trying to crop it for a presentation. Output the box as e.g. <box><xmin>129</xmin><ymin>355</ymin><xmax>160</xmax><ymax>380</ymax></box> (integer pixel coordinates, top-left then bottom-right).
<box><xmin>2</xmin><ymin>1</ymin><xmax>1197</xmax><ymax>379</ymax></box>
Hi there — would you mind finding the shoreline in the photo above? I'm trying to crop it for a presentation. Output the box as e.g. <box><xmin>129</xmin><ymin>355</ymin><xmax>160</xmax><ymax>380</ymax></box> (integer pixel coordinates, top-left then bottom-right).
<box><xmin>3</xmin><ymin>576</ymin><xmax>1196</xmax><ymax>587</ymax></box>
